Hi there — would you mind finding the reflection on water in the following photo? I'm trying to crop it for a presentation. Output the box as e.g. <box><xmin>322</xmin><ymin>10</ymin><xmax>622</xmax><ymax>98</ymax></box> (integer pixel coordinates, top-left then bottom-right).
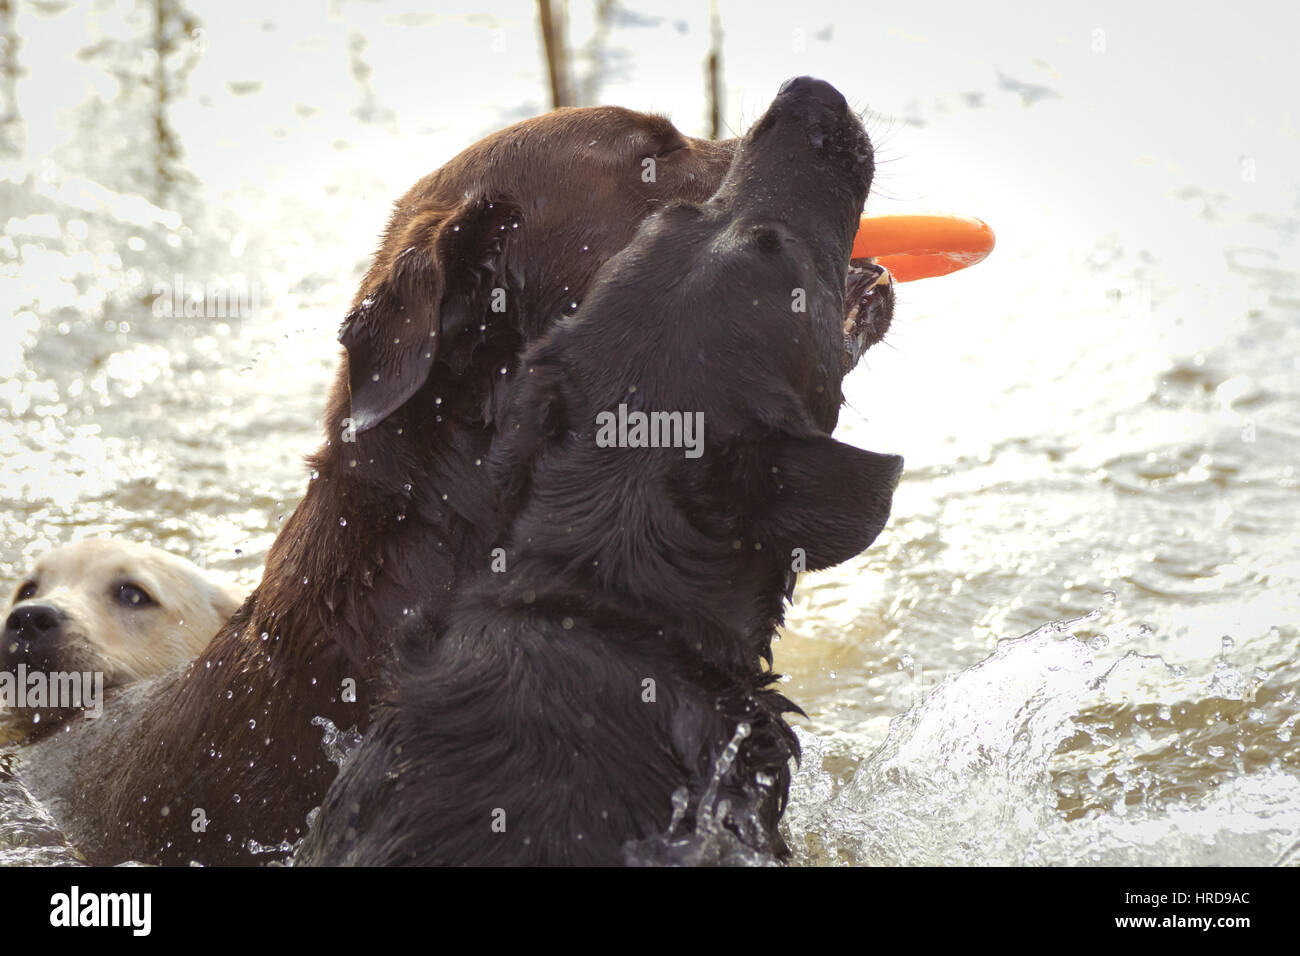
<box><xmin>2</xmin><ymin>1</ymin><xmax>1298</xmax><ymax>864</ymax></box>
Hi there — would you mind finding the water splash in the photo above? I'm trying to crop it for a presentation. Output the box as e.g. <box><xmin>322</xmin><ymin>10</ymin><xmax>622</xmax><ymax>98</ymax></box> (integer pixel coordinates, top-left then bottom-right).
<box><xmin>625</xmin><ymin>721</ymin><xmax>779</xmax><ymax>866</ymax></box>
<box><xmin>311</xmin><ymin>716</ymin><xmax>363</xmax><ymax>769</ymax></box>
<box><xmin>0</xmin><ymin>756</ymin><xmax>84</xmax><ymax>866</ymax></box>
<box><xmin>782</xmin><ymin>610</ymin><xmax>1300</xmax><ymax>866</ymax></box>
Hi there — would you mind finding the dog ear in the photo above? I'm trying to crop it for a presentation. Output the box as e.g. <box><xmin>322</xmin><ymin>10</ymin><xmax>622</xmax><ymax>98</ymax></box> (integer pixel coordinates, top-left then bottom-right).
<box><xmin>754</xmin><ymin>433</ymin><xmax>903</xmax><ymax>572</ymax></box>
<box><xmin>339</xmin><ymin>196</ymin><xmax>520</xmax><ymax>432</ymax></box>
<box><xmin>207</xmin><ymin>581</ymin><xmax>246</xmax><ymax>625</ymax></box>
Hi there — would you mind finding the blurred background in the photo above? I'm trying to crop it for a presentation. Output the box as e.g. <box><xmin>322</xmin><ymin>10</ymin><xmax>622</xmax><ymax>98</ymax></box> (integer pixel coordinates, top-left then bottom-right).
<box><xmin>1</xmin><ymin>0</ymin><xmax>1297</xmax><ymax>865</ymax></box>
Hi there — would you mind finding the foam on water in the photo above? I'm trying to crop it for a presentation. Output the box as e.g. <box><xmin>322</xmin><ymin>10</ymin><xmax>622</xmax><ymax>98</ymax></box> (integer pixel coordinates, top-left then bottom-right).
<box><xmin>783</xmin><ymin>608</ymin><xmax>1300</xmax><ymax>866</ymax></box>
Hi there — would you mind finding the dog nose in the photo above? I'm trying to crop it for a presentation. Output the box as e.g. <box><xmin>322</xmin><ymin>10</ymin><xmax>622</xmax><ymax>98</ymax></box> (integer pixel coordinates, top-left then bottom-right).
<box><xmin>4</xmin><ymin>603</ymin><xmax>65</xmax><ymax>641</ymax></box>
<box><xmin>777</xmin><ymin>76</ymin><xmax>849</xmax><ymax>113</ymax></box>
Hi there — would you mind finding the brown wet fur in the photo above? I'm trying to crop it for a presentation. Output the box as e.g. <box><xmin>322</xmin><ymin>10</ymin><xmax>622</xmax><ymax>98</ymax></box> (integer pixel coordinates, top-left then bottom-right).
<box><xmin>12</xmin><ymin>107</ymin><xmax>739</xmax><ymax>865</ymax></box>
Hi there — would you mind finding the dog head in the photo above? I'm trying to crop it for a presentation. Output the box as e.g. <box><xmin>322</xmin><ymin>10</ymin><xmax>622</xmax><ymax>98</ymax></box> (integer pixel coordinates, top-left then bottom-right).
<box><xmin>494</xmin><ymin>77</ymin><xmax>903</xmax><ymax>654</ymax></box>
<box><xmin>607</xmin><ymin>74</ymin><xmax>893</xmax><ymax>430</ymax></box>
<box><xmin>720</xmin><ymin>75</ymin><xmax>897</xmax><ymax>375</ymax></box>
<box><xmin>1</xmin><ymin>539</ymin><xmax>243</xmax><ymax>735</ymax></box>
<box><xmin>332</xmin><ymin>106</ymin><xmax>738</xmax><ymax>438</ymax></box>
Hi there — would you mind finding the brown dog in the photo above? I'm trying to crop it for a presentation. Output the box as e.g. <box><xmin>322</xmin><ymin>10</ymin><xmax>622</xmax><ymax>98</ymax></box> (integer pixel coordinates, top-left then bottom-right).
<box><xmin>14</xmin><ymin>107</ymin><xmax>741</xmax><ymax>865</ymax></box>
<box><xmin>299</xmin><ymin>77</ymin><xmax>899</xmax><ymax>865</ymax></box>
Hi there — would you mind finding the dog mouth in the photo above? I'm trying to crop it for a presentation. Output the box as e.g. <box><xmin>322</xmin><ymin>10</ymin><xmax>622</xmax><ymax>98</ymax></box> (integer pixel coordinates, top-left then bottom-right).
<box><xmin>842</xmin><ymin>258</ymin><xmax>894</xmax><ymax>370</ymax></box>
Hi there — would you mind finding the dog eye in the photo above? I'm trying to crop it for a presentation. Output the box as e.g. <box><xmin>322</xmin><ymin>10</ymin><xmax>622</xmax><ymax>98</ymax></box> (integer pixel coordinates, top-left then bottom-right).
<box><xmin>751</xmin><ymin>225</ymin><xmax>784</xmax><ymax>252</ymax></box>
<box><xmin>15</xmin><ymin>580</ymin><xmax>36</xmax><ymax>601</ymax></box>
<box><xmin>642</xmin><ymin>135</ymin><xmax>687</xmax><ymax>160</ymax></box>
<box><xmin>115</xmin><ymin>584</ymin><xmax>155</xmax><ymax>608</ymax></box>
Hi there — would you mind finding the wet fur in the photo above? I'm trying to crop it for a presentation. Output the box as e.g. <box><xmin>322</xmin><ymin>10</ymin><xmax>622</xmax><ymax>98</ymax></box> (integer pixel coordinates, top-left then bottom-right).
<box><xmin>10</xmin><ymin>107</ymin><xmax>739</xmax><ymax>865</ymax></box>
<box><xmin>298</xmin><ymin>79</ymin><xmax>902</xmax><ymax>866</ymax></box>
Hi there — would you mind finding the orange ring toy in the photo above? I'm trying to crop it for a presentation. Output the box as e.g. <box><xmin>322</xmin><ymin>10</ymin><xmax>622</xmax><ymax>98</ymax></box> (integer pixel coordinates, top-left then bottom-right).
<box><xmin>852</xmin><ymin>214</ymin><xmax>996</xmax><ymax>282</ymax></box>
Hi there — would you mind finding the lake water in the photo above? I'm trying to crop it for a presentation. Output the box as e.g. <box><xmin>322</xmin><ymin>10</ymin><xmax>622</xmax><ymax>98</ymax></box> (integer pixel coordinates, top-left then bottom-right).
<box><xmin>1</xmin><ymin>0</ymin><xmax>1297</xmax><ymax>865</ymax></box>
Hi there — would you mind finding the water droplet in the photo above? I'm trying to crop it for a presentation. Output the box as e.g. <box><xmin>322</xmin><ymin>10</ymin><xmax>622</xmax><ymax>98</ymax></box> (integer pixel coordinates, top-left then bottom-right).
<box><xmin>1277</xmin><ymin>719</ymin><xmax>1295</xmax><ymax>743</ymax></box>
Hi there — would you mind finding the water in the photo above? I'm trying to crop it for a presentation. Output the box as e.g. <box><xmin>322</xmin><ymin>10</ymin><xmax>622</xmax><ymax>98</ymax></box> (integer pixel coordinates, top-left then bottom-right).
<box><xmin>2</xmin><ymin>1</ymin><xmax>1298</xmax><ymax>865</ymax></box>
<box><xmin>0</xmin><ymin>754</ymin><xmax>82</xmax><ymax>865</ymax></box>
<box><xmin>783</xmin><ymin>614</ymin><xmax>1299</xmax><ymax>866</ymax></box>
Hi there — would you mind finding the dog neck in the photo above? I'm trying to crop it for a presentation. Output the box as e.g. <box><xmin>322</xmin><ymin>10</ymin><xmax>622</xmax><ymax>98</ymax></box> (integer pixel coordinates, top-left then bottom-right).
<box><xmin>486</xmin><ymin>456</ymin><xmax>791</xmax><ymax>675</ymax></box>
